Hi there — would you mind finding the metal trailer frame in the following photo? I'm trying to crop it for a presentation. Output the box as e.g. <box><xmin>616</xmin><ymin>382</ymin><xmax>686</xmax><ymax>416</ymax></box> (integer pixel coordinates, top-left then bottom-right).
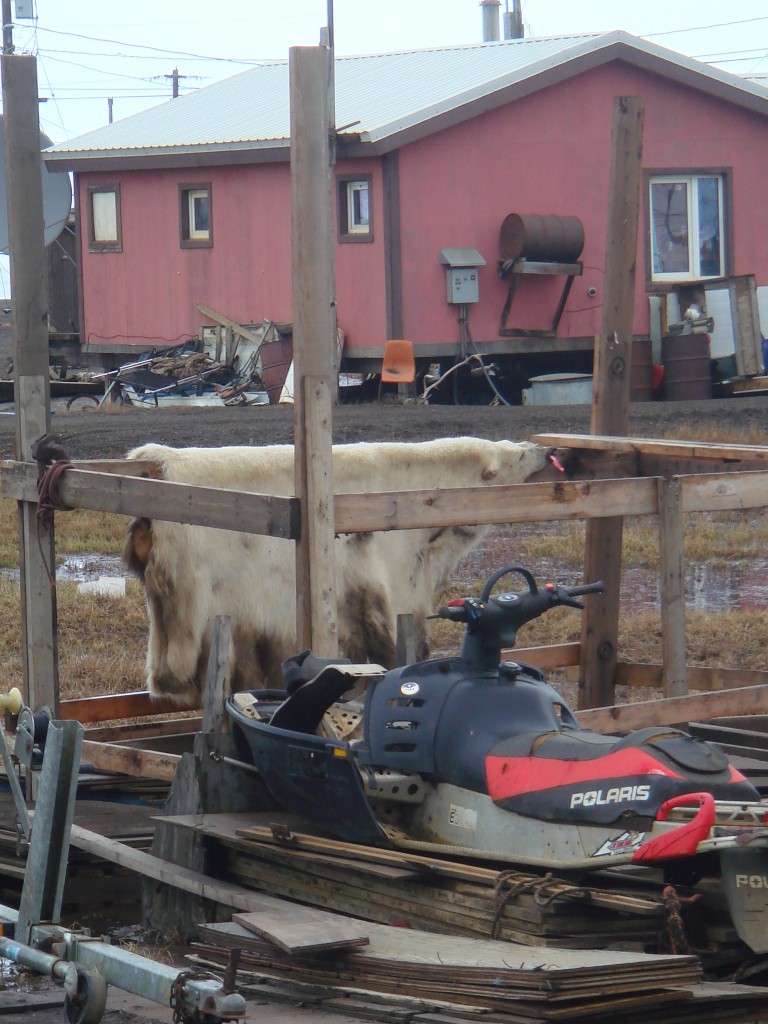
<box><xmin>0</xmin><ymin>694</ymin><xmax>246</xmax><ymax>1024</ymax></box>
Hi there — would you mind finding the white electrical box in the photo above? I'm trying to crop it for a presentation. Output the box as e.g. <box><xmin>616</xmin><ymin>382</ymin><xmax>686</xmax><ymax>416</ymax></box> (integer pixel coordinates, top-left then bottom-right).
<box><xmin>439</xmin><ymin>247</ymin><xmax>485</xmax><ymax>305</ymax></box>
<box><xmin>446</xmin><ymin>267</ymin><xmax>479</xmax><ymax>304</ymax></box>
<box><xmin>14</xmin><ymin>0</ymin><xmax>35</xmax><ymax>19</ymax></box>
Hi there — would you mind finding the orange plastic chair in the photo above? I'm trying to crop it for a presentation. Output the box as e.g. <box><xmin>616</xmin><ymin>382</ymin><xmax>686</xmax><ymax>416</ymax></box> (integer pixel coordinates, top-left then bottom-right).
<box><xmin>379</xmin><ymin>339</ymin><xmax>415</xmax><ymax>396</ymax></box>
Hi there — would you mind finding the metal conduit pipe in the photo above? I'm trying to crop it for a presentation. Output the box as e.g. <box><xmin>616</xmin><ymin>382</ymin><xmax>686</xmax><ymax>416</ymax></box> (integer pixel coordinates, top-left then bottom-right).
<box><xmin>0</xmin><ymin>935</ymin><xmax>69</xmax><ymax>980</ymax></box>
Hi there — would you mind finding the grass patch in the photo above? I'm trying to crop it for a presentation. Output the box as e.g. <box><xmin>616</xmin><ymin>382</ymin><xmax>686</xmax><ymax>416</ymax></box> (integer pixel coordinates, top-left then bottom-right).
<box><xmin>0</xmin><ymin>578</ymin><xmax>148</xmax><ymax>697</ymax></box>
<box><xmin>663</xmin><ymin>423</ymin><xmax>768</xmax><ymax>446</ymax></box>
<box><xmin>0</xmin><ymin>499</ymin><xmax>129</xmax><ymax>567</ymax></box>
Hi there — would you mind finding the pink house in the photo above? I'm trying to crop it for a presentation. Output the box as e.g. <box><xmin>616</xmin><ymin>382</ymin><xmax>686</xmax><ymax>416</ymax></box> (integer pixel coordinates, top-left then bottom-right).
<box><xmin>45</xmin><ymin>31</ymin><xmax>768</xmax><ymax>398</ymax></box>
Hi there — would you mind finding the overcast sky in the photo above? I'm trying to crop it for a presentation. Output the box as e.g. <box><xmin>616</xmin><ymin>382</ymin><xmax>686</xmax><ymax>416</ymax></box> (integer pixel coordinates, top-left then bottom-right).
<box><xmin>5</xmin><ymin>0</ymin><xmax>767</xmax><ymax>144</ymax></box>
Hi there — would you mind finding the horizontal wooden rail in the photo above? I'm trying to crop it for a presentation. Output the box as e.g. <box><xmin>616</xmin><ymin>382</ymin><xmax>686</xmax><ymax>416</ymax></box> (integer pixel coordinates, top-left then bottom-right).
<box><xmin>615</xmin><ymin>663</ymin><xmax>768</xmax><ymax>692</ymax></box>
<box><xmin>80</xmin><ymin>739</ymin><xmax>181</xmax><ymax>781</ymax></box>
<box><xmin>333</xmin><ymin>477</ymin><xmax>658</xmax><ymax>531</ymax></box>
<box><xmin>505</xmin><ymin>642</ymin><xmax>580</xmax><ymax>669</ymax></box>
<box><xmin>576</xmin><ymin>683</ymin><xmax>768</xmax><ymax>734</ymax></box>
<box><xmin>84</xmin><ymin>718</ymin><xmax>202</xmax><ymax>744</ymax></box>
<box><xmin>4</xmin><ymin>461</ymin><xmax>768</xmax><ymax>535</ymax></box>
<box><xmin>533</xmin><ymin>433</ymin><xmax>768</xmax><ymax>461</ymax></box>
<box><xmin>61</xmin><ymin>690</ymin><xmax>197</xmax><ymax>723</ymax></box>
<box><xmin>333</xmin><ymin>470</ymin><xmax>768</xmax><ymax>533</ymax></box>
<box><xmin>0</xmin><ymin>462</ymin><xmax>300</xmax><ymax>539</ymax></box>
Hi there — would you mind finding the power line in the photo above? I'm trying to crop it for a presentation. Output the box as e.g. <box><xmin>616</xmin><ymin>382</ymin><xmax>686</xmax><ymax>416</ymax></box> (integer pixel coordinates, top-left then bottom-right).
<box><xmin>694</xmin><ymin>46</ymin><xmax>768</xmax><ymax>59</ymax></box>
<box><xmin>41</xmin><ymin>93</ymin><xmax>173</xmax><ymax>100</ymax></box>
<box><xmin>39</xmin><ymin>52</ymin><xmax>165</xmax><ymax>85</ymax></box>
<box><xmin>34</xmin><ymin>25</ymin><xmax>264</xmax><ymax>65</ymax></box>
<box><xmin>39</xmin><ymin>45</ymin><xmax>216</xmax><ymax>63</ymax></box>
<box><xmin>644</xmin><ymin>15</ymin><xmax>768</xmax><ymax>39</ymax></box>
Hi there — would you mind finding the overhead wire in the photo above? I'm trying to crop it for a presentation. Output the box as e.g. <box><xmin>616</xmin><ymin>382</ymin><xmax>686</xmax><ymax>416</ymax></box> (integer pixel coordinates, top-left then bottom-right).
<box><xmin>33</xmin><ymin>26</ymin><xmax>267</xmax><ymax>66</ymax></box>
<box><xmin>12</xmin><ymin>17</ymin><xmax>768</xmax><ymax>137</ymax></box>
<box><xmin>644</xmin><ymin>15</ymin><xmax>768</xmax><ymax>39</ymax></box>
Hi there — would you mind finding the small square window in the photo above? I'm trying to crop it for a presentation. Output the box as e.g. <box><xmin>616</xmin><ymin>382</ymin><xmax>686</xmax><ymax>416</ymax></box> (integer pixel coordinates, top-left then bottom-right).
<box><xmin>87</xmin><ymin>184</ymin><xmax>122</xmax><ymax>252</ymax></box>
<box><xmin>180</xmin><ymin>183</ymin><xmax>212</xmax><ymax>248</ymax></box>
<box><xmin>337</xmin><ymin>174</ymin><xmax>373</xmax><ymax>243</ymax></box>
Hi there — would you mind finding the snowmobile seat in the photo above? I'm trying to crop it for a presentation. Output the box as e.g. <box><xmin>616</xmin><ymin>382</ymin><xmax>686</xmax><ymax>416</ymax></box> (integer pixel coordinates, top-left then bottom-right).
<box><xmin>281</xmin><ymin>649</ymin><xmax>352</xmax><ymax>695</ymax></box>
<box><xmin>498</xmin><ymin>728</ymin><xmax>615</xmax><ymax>760</ymax></box>
<box><xmin>498</xmin><ymin>725</ymin><xmax>730</xmax><ymax>777</ymax></box>
<box><xmin>269</xmin><ymin>667</ymin><xmax>357</xmax><ymax>735</ymax></box>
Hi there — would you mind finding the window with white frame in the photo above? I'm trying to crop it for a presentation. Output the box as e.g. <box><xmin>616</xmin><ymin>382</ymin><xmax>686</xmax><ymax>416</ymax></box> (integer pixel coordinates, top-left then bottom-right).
<box><xmin>87</xmin><ymin>184</ymin><xmax>122</xmax><ymax>252</ymax></box>
<box><xmin>649</xmin><ymin>173</ymin><xmax>724</xmax><ymax>282</ymax></box>
<box><xmin>179</xmin><ymin>183</ymin><xmax>212</xmax><ymax>247</ymax></box>
<box><xmin>337</xmin><ymin>174</ymin><xmax>372</xmax><ymax>242</ymax></box>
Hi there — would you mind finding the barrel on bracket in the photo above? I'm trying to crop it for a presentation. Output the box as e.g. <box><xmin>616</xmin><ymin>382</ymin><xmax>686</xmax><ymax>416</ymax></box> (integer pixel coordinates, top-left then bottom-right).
<box><xmin>499</xmin><ymin>213</ymin><xmax>585</xmax><ymax>264</ymax></box>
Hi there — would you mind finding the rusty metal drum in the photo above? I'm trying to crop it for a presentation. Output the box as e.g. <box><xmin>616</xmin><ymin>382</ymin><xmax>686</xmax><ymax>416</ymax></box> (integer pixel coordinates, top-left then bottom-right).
<box><xmin>499</xmin><ymin>213</ymin><xmax>585</xmax><ymax>263</ymax></box>
<box><xmin>661</xmin><ymin>334</ymin><xmax>712</xmax><ymax>401</ymax></box>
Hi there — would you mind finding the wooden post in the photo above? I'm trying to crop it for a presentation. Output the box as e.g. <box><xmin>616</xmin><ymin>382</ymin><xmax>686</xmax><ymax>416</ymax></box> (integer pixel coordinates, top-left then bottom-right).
<box><xmin>657</xmin><ymin>477</ymin><xmax>687</xmax><ymax>697</ymax></box>
<box><xmin>579</xmin><ymin>96</ymin><xmax>644</xmax><ymax>709</ymax></box>
<box><xmin>728</xmin><ymin>274</ymin><xmax>763</xmax><ymax>377</ymax></box>
<box><xmin>1</xmin><ymin>53</ymin><xmax>59</xmax><ymax>713</ymax></box>
<box><xmin>396</xmin><ymin>613</ymin><xmax>417</xmax><ymax>667</ymax></box>
<box><xmin>144</xmin><ymin>615</ymin><xmax>270</xmax><ymax>940</ymax></box>
<box><xmin>290</xmin><ymin>46</ymin><xmax>338</xmax><ymax>657</ymax></box>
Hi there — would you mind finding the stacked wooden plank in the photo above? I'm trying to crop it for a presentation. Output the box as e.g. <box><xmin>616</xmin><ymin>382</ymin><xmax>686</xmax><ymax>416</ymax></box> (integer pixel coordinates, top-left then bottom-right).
<box><xmin>219</xmin><ymin>833</ymin><xmax>663</xmax><ymax>950</ymax></box>
<box><xmin>155</xmin><ymin>811</ymin><xmax>759</xmax><ymax>978</ymax></box>
<box><xmin>194</xmin><ymin>918</ymin><xmax>705</xmax><ymax>1023</ymax></box>
<box><xmin>162</xmin><ymin>814</ymin><xmax>696</xmax><ymax>947</ymax></box>
<box><xmin>0</xmin><ymin>792</ymin><xmax>154</xmax><ymax>927</ymax></box>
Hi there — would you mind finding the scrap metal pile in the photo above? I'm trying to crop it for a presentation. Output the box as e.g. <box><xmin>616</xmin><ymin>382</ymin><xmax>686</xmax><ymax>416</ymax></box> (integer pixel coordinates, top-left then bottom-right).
<box><xmin>101</xmin><ymin>331</ymin><xmax>271</xmax><ymax>408</ymax></box>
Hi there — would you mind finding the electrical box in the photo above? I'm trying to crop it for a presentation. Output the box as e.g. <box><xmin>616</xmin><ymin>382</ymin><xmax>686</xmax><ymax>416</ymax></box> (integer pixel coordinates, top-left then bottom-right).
<box><xmin>446</xmin><ymin>267</ymin><xmax>479</xmax><ymax>304</ymax></box>
<box><xmin>439</xmin><ymin>247</ymin><xmax>486</xmax><ymax>305</ymax></box>
<box><xmin>14</xmin><ymin>0</ymin><xmax>35</xmax><ymax>19</ymax></box>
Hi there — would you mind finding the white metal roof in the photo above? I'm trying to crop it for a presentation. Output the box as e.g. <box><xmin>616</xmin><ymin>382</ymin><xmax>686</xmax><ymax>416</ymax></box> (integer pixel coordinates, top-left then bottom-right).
<box><xmin>44</xmin><ymin>30</ymin><xmax>768</xmax><ymax>167</ymax></box>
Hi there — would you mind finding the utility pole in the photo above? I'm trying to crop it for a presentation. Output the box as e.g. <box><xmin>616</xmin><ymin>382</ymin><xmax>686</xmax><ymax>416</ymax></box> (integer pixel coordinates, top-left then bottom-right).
<box><xmin>164</xmin><ymin>67</ymin><xmax>186</xmax><ymax>98</ymax></box>
<box><xmin>579</xmin><ymin>97</ymin><xmax>644</xmax><ymax>710</ymax></box>
<box><xmin>1</xmin><ymin>48</ymin><xmax>60</xmax><ymax>714</ymax></box>
<box><xmin>2</xmin><ymin>0</ymin><xmax>13</xmax><ymax>54</ymax></box>
<box><xmin>290</xmin><ymin>45</ymin><xmax>338</xmax><ymax>659</ymax></box>
<box><xmin>107</xmin><ymin>96</ymin><xmax>113</xmax><ymax>123</ymax></box>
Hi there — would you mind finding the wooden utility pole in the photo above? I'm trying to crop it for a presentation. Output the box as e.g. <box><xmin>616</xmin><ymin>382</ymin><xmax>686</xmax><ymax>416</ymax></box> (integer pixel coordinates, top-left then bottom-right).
<box><xmin>579</xmin><ymin>96</ymin><xmax>644</xmax><ymax>710</ymax></box>
<box><xmin>164</xmin><ymin>68</ymin><xmax>186</xmax><ymax>99</ymax></box>
<box><xmin>290</xmin><ymin>45</ymin><xmax>338</xmax><ymax>657</ymax></box>
<box><xmin>1</xmin><ymin>0</ymin><xmax>12</xmax><ymax>55</ymax></box>
<box><xmin>1</xmin><ymin>50</ymin><xmax>59</xmax><ymax>712</ymax></box>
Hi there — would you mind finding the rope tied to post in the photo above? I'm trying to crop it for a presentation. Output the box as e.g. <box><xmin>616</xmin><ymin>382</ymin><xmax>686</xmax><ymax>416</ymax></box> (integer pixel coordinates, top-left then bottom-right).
<box><xmin>31</xmin><ymin>433</ymin><xmax>74</xmax><ymax>587</ymax></box>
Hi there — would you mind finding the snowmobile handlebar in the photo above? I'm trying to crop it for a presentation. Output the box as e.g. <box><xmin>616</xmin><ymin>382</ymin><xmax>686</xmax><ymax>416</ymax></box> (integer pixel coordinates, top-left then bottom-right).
<box><xmin>432</xmin><ymin>566</ymin><xmax>605</xmax><ymax>670</ymax></box>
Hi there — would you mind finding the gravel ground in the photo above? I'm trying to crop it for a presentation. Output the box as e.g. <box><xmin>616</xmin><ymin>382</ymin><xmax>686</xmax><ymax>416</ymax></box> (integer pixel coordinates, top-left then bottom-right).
<box><xmin>2</xmin><ymin>393</ymin><xmax>767</xmax><ymax>461</ymax></box>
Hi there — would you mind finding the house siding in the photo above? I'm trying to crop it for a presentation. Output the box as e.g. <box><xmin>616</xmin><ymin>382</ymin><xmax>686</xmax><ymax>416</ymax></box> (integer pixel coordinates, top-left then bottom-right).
<box><xmin>393</xmin><ymin>60</ymin><xmax>768</xmax><ymax>353</ymax></box>
<box><xmin>77</xmin><ymin>159</ymin><xmax>389</xmax><ymax>357</ymax></box>
<box><xmin>76</xmin><ymin>60</ymin><xmax>768</xmax><ymax>366</ymax></box>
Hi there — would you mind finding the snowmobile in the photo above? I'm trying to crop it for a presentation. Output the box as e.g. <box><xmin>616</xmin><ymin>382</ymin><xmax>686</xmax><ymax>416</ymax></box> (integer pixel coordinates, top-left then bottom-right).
<box><xmin>226</xmin><ymin>565</ymin><xmax>768</xmax><ymax>952</ymax></box>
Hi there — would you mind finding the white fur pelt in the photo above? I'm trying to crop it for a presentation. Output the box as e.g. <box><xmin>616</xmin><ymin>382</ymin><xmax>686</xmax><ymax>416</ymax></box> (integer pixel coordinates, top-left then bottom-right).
<box><xmin>123</xmin><ymin>438</ymin><xmax>547</xmax><ymax>703</ymax></box>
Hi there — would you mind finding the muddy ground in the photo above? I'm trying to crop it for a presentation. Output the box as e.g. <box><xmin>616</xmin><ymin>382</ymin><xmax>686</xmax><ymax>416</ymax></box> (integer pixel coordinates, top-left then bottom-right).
<box><xmin>1</xmin><ymin>394</ymin><xmax>767</xmax><ymax>460</ymax></box>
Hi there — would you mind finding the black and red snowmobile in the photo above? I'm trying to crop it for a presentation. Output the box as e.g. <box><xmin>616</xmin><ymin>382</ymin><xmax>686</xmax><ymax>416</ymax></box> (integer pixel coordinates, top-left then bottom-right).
<box><xmin>226</xmin><ymin>565</ymin><xmax>768</xmax><ymax>952</ymax></box>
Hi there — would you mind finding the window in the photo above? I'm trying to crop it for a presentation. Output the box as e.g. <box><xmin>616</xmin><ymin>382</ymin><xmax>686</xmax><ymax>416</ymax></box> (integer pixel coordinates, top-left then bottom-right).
<box><xmin>87</xmin><ymin>184</ymin><xmax>121</xmax><ymax>252</ymax></box>
<box><xmin>649</xmin><ymin>173</ymin><xmax>725</xmax><ymax>282</ymax></box>
<box><xmin>337</xmin><ymin>174</ymin><xmax>372</xmax><ymax>242</ymax></box>
<box><xmin>179</xmin><ymin>183</ymin><xmax>212</xmax><ymax>247</ymax></box>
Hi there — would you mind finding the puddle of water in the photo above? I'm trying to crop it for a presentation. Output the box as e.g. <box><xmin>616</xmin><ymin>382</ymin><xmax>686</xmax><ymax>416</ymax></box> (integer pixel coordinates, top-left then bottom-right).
<box><xmin>452</xmin><ymin>524</ymin><xmax>768</xmax><ymax>614</ymax></box>
<box><xmin>1</xmin><ymin>553</ymin><xmax>126</xmax><ymax>584</ymax></box>
<box><xmin>3</xmin><ymin>532</ymin><xmax>768</xmax><ymax>615</ymax></box>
